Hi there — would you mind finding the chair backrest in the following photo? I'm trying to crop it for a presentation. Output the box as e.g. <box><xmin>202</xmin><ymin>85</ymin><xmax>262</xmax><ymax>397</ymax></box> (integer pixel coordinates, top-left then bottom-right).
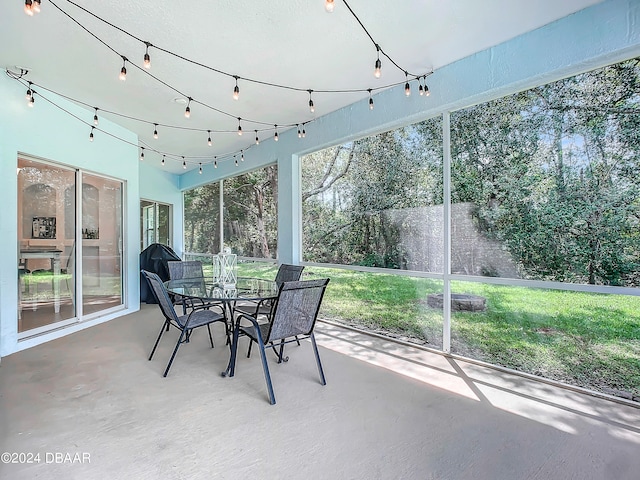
<box><xmin>266</xmin><ymin>278</ymin><xmax>330</xmax><ymax>342</ymax></box>
<box><xmin>274</xmin><ymin>264</ymin><xmax>305</xmax><ymax>287</ymax></box>
<box><xmin>168</xmin><ymin>260</ymin><xmax>205</xmax><ymax>280</ymax></box>
<box><xmin>141</xmin><ymin>270</ymin><xmax>180</xmax><ymax>323</ymax></box>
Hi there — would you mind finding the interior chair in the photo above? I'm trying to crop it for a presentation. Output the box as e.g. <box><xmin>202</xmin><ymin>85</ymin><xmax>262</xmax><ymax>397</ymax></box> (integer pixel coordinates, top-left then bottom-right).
<box><xmin>142</xmin><ymin>269</ymin><xmax>229</xmax><ymax>377</ymax></box>
<box><xmin>229</xmin><ymin>278</ymin><xmax>330</xmax><ymax>405</ymax></box>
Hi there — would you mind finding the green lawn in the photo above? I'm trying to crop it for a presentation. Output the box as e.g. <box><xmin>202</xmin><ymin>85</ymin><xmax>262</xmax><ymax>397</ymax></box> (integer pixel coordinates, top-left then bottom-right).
<box><xmin>237</xmin><ymin>263</ymin><xmax>640</xmax><ymax>400</ymax></box>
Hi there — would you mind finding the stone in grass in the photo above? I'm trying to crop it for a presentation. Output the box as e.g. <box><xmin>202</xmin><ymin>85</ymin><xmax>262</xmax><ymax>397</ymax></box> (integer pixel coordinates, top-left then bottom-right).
<box><xmin>427</xmin><ymin>293</ymin><xmax>486</xmax><ymax>312</ymax></box>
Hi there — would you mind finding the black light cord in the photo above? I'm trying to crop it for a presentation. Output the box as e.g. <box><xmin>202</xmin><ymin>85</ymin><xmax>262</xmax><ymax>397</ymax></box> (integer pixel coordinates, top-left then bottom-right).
<box><xmin>60</xmin><ymin>0</ymin><xmax>430</xmax><ymax>94</ymax></box>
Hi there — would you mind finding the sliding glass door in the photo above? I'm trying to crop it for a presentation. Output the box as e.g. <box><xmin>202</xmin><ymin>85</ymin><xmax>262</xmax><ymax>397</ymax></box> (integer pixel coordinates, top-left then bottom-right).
<box><xmin>17</xmin><ymin>157</ymin><xmax>125</xmax><ymax>334</ymax></box>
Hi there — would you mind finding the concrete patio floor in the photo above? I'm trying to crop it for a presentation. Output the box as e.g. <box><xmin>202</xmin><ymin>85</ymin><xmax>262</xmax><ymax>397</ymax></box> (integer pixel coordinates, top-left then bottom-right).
<box><xmin>1</xmin><ymin>304</ymin><xmax>639</xmax><ymax>479</ymax></box>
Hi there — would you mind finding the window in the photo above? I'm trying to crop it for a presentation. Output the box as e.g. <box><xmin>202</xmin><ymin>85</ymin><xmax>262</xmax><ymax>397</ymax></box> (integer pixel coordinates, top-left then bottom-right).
<box><xmin>140</xmin><ymin>200</ymin><xmax>172</xmax><ymax>250</ymax></box>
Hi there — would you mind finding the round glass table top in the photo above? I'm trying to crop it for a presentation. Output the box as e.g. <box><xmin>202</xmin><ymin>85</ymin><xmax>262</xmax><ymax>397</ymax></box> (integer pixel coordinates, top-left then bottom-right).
<box><xmin>164</xmin><ymin>277</ymin><xmax>279</xmax><ymax>302</ymax></box>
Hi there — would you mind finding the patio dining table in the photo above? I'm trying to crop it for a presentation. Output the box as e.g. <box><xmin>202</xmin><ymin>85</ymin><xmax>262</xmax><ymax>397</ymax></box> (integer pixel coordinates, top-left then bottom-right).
<box><xmin>164</xmin><ymin>276</ymin><xmax>279</xmax><ymax>376</ymax></box>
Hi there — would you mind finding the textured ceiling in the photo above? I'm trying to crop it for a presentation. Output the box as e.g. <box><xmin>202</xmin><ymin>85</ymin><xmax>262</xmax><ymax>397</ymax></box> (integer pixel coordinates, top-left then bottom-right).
<box><xmin>1</xmin><ymin>0</ymin><xmax>602</xmax><ymax>173</ymax></box>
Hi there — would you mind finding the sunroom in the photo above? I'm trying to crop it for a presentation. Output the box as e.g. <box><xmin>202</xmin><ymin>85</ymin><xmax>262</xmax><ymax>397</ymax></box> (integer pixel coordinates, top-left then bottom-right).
<box><xmin>0</xmin><ymin>0</ymin><xmax>639</xmax><ymax>477</ymax></box>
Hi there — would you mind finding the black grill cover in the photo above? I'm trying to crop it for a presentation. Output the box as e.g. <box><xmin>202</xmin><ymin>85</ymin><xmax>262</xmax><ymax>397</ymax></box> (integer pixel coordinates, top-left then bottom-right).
<box><xmin>140</xmin><ymin>243</ymin><xmax>181</xmax><ymax>303</ymax></box>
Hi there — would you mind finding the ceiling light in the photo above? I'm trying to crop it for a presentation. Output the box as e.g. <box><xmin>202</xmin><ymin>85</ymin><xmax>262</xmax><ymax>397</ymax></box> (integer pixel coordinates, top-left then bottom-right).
<box><xmin>24</xmin><ymin>0</ymin><xmax>34</xmax><ymax>16</ymax></box>
<box><xmin>32</xmin><ymin>0</ymin><xmax>41</xmax><ymax>13</ymax></box>
<box><xmin>325</xmin><ymin>0</ymin><xmax>335</xmax><ymax>13</ymax></box>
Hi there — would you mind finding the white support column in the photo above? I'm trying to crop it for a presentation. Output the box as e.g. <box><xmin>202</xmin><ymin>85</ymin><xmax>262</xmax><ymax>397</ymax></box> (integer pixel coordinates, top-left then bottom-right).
<box><xmin>442</xmin><ymin>112</ymin><xmax>452</xmax><ymax>354</ymax></box>
<box><xmin>219</xmin><ymin>180</ymin><xmax>224</xmax><ymax>253</ymax></box>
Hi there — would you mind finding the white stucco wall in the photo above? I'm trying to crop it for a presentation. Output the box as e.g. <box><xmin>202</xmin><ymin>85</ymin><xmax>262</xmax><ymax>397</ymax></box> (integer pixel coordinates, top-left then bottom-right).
<box><xmin>0</xmin><ymin>75</ymin><xmax>141</xmax><ymax>356</ymax></box>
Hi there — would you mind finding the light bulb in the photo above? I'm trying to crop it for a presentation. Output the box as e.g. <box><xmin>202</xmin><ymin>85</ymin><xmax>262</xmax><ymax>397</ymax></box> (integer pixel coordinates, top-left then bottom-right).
<box><xmin>369</xmin><ymin>97</ymin><xmax>374</xmax><ymax>110</ymax></box>
<box><xmin>199</xmin><ymin>163</ymin><xmax>202</xmax><ymax>174</ymax></box>
<box><xmin>207</xmin><ymin>130</ymin><xmax>212</xmax><ymax>146</ymax></box>
<box><xmin>298</xmin><ymin>125</ymin><xmax>302</xmax><ymax>138</ymax></box>
<box><xmin>237</xmin><ymin>118</ymin><xmax>242</xmax><ymax>136</ymax></box>
<box><xmin>235</xmin><ymin>157</ymin><xmax>238</xmax><ymax>166</ymax></box>
<box><xmin>143</xmin><ymin>44</ymin><xmax>151</xmax><ymax>69</ymax></box>
<box><xmin>24</xmin><ymin>0</ymin><xmax>34</xmax><ymax>16</ymax></box>
<box><xmin>241</xmin><ymin>150</ymin><xmax>244</xmax><ymax>161</ymax></box>
<box><xmin>119</xmin><ymin>65</ymin><xmax>127</xmax><ymax>81</ymax></box>
<box><xmin>214</xmin><ymin>158</ymin><xmax>218</xmax><ymax>168</ymax></box>
<box><xmin>89</xmin><ymin>127</ymin><xmax>94</xmax><ymax>142</ymax></box>
<box><xmin>26</xmin><ymin>85</ymin><xmax>32</xmax><ymax>101</ymax></box>
<box><xmin>274</xmin><ymin>125</ymin><xmax>278</xmax><ymax>142</ymax></box>
<box><xmin>33</xmin><ymin>0</ymin><xmax>41</xmax><ymax>13</ymax></box>
<box><xmin>182</xmin><ymin>158</ymin><xmax>186</xmax><ymax>169</ymax></box>
<box><xmin>405</xmin><ymin>81</ymin><xmax>411</xmax><ymax>96</ymax></box>
<box><xmin>28</xmin><ymin>95</ymin><xmax>35</xmax><ymax>107</ymax></box>
<box><xmin>153</xmin><ymin>124</ymin><xmax>158</xmax><ymax>139</ymax></box>
<box><xmin>325</xmin><ymin>0</ymin><xmax>334</xmax><ymax>13</ymax></box>
<box><xmin>93</xmin><ymin>108</ymin><xmax>99</xmax><ymax>125</ymax></box>
<box><xmin>302</xmin><ymin>126</ymin><xmax>306</xmax><ymax>138</ymax></box>
<box><xmin>309</xmin><ymin>99</ymin><xmax>315</xmax><ymax>113</ymax></box>
<box><xmin>255</xmin><ymin>130</ymin><xmax>260</xmax><ymax>145</ymax></box>
<box><xmin>419</xmin><ymin>84</ymin><xmax>424</xmax><ymax>96</ymax></box>
<box><xmin>233</xmin><ymin>78</ymin><xmax>240</xmax><ymax>100</ymax></box>
<box><xmin>374</xmin><ymin>58</ymin><xmax>381</xmax><ymax>78</ymax></box>
<box><xmin>161</xmin><ymin>155</ymin><xmax>165</xmax><ymax>166</ymax></box>
<box><xmin>140</xmin><ymin>148</ymin><xmax>145</xmax><ymax>161</ymax></box>
<box><xmin>184</xmin><ymin>106</ymin><xmax>190</xmax><ymax>118</ymax></box>
<box><xmin>424</xmin><ymin>84</ymin><xmax>430</xmax><ymax>97</ymax></box>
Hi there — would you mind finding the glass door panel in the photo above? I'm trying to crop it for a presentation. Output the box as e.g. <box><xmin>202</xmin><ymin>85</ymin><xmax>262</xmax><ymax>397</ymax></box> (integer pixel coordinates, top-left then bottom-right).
<box><xmin>17</xmin><ymin>158</ymin><xmax>76</xmax><ymax>332</ymax></box>
<box><xmin>82</xmin><ymin>173</ymin><xmax>123</xmax><ymax>315</ymax></box>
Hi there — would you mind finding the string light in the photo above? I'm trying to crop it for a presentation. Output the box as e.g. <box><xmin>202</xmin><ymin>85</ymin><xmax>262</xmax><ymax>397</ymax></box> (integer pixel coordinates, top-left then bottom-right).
<box><xmin>182</xmin><ymin>156</ymin><xmax>186</xmax><ymax>169</ymax></box>
<box><xmin>89</xmin><ymin>127</ymin><xmax>94</xmax><ymax>142</ymax></box>
<box><xmin>241</xmin><ymin>150</ymin><xmax>244</xmax><ymax>162</ymax></box>
<box><xmin>184</xmin><ymin>97</ymin><xmax>191</xmax><ymax>118</ymax></box>
<box><xmin>153</xmin><ymin>124</ymin><xmax>158</xmax><ymax>139</ymax></box>
<box><xmin>234</xmin><ymin>156</ymin><xmax>238</xmax><ymax>167</ymax></box>
<box><xmin>143</xmin><ymin>42</ymin><xmax>151</xmax><ymax>69</ymax></box>
<box><xmin>214</xmin><ymin>156</ymin><xmax>218</xmax><ymax>168</ymax></box>
<box><xmin>140</xmin><ymin>147</ymin><xmax>145</xmax><ymax>161</ymax></box>
<box><xmin>237</xmin><ymin>118</ymin><xmax>242</xmax><ymax>136</ymax></box>
<box><xmin>24</xmin><ymin>0</ymin><xmax>34</xmax><ymax>16</ymax></box>
<box><xmin>404</xmin><ymin>72</ymin><xmax>411</xmax><ymax>97</ymax></box>
<box><xmin>93</xmin><ymin>107</ymin><xmax>99</xmax><ymax>125</ymax></box>
<box><xmin>161</xmin><ymin>155</ymin><xmax>165</xmax><ymax>166</ymax></box>
<box><xmin>302</xmin><ymin>125</ymin><xmax>306</xmax><ymax>138</ymax></box>
<box><xmin>374</xmin><ymin>45</ymin><xmax>382</xmax><ymax>78</ymax></box>
<box><xmin>368</xmin><ymin>88</ymin><xmax>374</xmax><ymax>110</ymax></box>
<box><xmin>274</xmin><ymin>125</ymin><xmax>279</xmax><ymax>142</ymax></box>
<box><xmin>325</xmin><ymin>0</ymin><xmax>335</xmax><ymax>13</ymax></box>
<box><xmin>233</xmin><ymin>76</ymin><xmax>240</xmax><ymax>100</ymax></box>
<box><xmin>28</xmin><ymin>91</ymin><xmax>35</xmax><ymax>107</ymax></box>
<box><xmin>255</xmin><ymin>130</ymin><xmax>260</xmax><ymax>145</ymax></box>
<box><xmin>297</xmin><ymin>125</ymin><xmax>302</xmax><ymax>138</ymax></box>
<box><xmin>119</xmin><ymin>56</ymin><xmax>127</xmax><ymax>81</ymax></box>
<box><xmin>423</xmin><ymin>78</ymin><xmax>430</xmax><ymax>97</ymax></box>
<box><xmin>308</xmin><ymin>90</ymin><xmax>315</xmax><ymax>113</ymax></box>
<box><xmin>33</xmin><ymin>0</ymin><xmax>41</xmax><ymax>13</ymax></box>
<box><xmin>199</xmin><ymin>163</ymin><xmax>203</xmax><ymax>174</ymax></box>
<box><xmin>207</xmin><ymin>130</ymin><xmax>212</xmax><ymax>146</ymax></box>
<box><xmin>26</xmin><ymin>82</ymin><xmax>32</xmax><ymax>102</ymax></box>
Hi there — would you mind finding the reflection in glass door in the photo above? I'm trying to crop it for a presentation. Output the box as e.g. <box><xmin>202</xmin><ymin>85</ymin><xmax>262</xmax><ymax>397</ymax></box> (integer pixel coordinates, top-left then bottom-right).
<box><xmin>82</xmin><ymin>173</ymin><xmax>124</xmax><ymax>316</ymax></box>
<box><xmin>140</xmin><ymin>200</ymin><xmax>171</xmax><ymax>250</ymax></box>
<box><xmin>17</xmin><ymin>158</ymin><xmax>77</xmax><ymax>333</ymax></box>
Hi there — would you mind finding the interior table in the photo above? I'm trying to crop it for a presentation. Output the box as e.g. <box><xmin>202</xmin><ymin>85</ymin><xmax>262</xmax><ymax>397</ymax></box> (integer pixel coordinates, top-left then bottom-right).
<box><xmin>20</xmin><ymin>247</ymin><xmax>63</xmax><ymax>313</ymax></box>
<box><xmin>164</xmin><ymin>276</ymin><xmax>279</xmax><ymax>376</ymax></box>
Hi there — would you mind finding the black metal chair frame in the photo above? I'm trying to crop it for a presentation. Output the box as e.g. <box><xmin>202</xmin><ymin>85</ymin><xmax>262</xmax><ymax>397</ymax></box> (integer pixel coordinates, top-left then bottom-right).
<box><xmin>142</xmin><ymin>269</ymin><xmax>230</xmax><ymax>377</ymax></box>
<box><xmin>228</xmin><ymin>278</ymin><xmax>330</xmax><ymax>405</ymax></box>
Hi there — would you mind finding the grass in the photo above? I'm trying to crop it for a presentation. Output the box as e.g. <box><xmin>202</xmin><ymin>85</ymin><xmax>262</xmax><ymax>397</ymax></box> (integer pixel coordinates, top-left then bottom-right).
<box><xmin>237</xmin><ymin>263</ymin><xmax>640</xmax><ymax>400</ymax></box>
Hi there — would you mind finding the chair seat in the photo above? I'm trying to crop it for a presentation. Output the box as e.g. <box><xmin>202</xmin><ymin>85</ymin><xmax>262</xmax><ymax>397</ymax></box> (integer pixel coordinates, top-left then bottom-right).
<box><xmin>234</xmin><ymin>302</ymin><xmax>272</xmax><ymax>317</ymax></box>
<box><xmin>178</xmin><ymin>309</ymin><xmax>225</xmax><ymax>329</ymax></box>
<box><xmin>240</xmin><ymin>321</ymin><xmax>306</xmax><ymax>343</ymax></box>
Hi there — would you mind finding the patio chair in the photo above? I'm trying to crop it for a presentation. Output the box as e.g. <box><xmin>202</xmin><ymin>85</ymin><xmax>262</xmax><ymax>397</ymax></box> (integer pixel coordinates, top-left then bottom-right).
<box><xmin>235</xmin><ymin>263</ymin><xmax>305</xmax><ymax>352</ymax></box>
<box><xmin>167</xmin><ymin>260</ymin><xmax>218</xmax><ymax>314</ymax></box>
<box><xmin>229</xmin><ymin>278</ymin><xmax>330</xmax><ymax>405</ymax></box>
<box><xmin>142</xmin><ymin>270</ymin><xmax>229</xmax><ymax>377</ymax></box>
